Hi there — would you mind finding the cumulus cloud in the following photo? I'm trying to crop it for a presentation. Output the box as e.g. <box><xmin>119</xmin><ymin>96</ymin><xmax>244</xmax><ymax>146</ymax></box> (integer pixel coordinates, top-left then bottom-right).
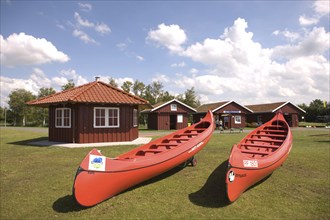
<box><xmin>299</xmin><ymin>0</ymin><xmax>330</xmax><ymax>26</ymax></box>
<box><xmin>0</xmin><ymin>33</ymin><xmax>70</xmax><ymax>67</ymax></box>
<box><xmin>147</xmin><ymin>23</ymin><xmax>187</xmax><ymax>53</ymax></box>
<box><xmin>0</xmin><ymin>68</ymin><xmax>89</xmax><ymax>107</ymax></box>
<box><xmin>150</xmin><ymin>16</ymin><xmax>329</xmax><ymax>104</ymax></box>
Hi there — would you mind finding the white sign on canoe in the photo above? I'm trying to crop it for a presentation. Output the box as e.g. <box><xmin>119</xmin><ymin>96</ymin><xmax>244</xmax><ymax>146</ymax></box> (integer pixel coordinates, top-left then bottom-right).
<box><xmin>243</xmin><ymin>160</ymin><xmax>258</xmax><ymax>168</ymax></box>
<box><xmin>88</xmin><ymin>155</ymin><xmax>106</xmax><ymax>171</ymax></box>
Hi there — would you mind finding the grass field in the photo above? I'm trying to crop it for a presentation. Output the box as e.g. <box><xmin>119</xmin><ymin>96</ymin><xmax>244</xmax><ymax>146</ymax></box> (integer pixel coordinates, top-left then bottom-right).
<box><xmin>0</xmin><ymin>127</ymin><xmax>329</xmax><ymax>219</ymax></box>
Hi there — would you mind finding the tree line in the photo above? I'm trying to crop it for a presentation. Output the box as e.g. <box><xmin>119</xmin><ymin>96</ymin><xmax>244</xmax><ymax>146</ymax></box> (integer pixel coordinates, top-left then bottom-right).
<box><xmin>1</xmin><ymin>78</ymin><xmax>200</xmax><ymax>126</ymax></box>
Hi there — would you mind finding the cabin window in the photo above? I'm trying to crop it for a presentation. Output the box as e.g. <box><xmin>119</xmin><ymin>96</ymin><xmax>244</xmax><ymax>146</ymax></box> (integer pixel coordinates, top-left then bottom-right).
<box><xmin>55</xmin><ymin>108</ymin><xmax>71</xmax><ymax>128</ymax></box>
<box><xmin>177</xmin><ymin>114</ymin><xmax>183</xmax><ymax>123</ymax></box>
<box><xmin>171</xmin><ymin>104</ymin><xmax>177</xmax><ymax>111</ymax></box>
<box><xmin>234</xmin><ymin>115</ymin><xmax>241</xmax><ymax>124</ymax></box>
<box><xmin>94</xmin><ymin>107</ymin><xmax>120</xmax><ymax>128</ymax></box>
<box><xmin>133</xmin><ymin>109</ymin><xmax>138</xmax><ymax>127</ymax></box>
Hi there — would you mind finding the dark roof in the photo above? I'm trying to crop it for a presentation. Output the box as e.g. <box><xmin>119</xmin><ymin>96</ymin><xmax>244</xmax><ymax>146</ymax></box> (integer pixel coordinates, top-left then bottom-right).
<box><xmin>245</xmin><ymin>101</ymin><xmax>306</xmax><ymax>113</ymax></box>
<box><xmin>141</xmin><ymin>99</ymin><xmax>196</xmax><ymax>113</ymax></box>
<box><xmin>196</xmin><ymin>101</ymin><xmax>229</xmax><ymax>112</ymax></box>
<box><xmin>27</xmin><ymin>81</ymin><xmax>149</xmax><ymax>107</ymax></box>
<box><xmin>196</xmin><ymin>101</ymin><xmax>253</xmax><ymax>113</ymax></box>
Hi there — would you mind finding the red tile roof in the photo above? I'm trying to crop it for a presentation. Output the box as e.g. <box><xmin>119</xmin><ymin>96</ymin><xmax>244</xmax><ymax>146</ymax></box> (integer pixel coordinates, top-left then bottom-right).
<box><xmin>27</xmin><ymin>81</ymin><xmax>149</xmax><ymax>106</ymax></box>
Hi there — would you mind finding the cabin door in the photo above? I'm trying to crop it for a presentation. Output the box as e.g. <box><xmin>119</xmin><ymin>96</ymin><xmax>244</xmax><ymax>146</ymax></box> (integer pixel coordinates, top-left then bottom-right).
<box><xmin>170</xmin><ymin>115</ymin><xmax>177</xmax><ymax>130</ymax></box>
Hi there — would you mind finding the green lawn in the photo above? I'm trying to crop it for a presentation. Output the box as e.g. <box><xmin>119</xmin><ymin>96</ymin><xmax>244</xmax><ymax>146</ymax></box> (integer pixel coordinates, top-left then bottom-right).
<box><xmin>0</xmin><ymin>127</ymin><xmax>329</xmax><ymax>219</ymax></box>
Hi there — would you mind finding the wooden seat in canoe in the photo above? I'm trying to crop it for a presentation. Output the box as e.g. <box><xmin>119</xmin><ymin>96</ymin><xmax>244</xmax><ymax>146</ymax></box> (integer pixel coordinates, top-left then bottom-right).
<box><xmin>245</xmin><ymin>138</ymin><xmax>283</xmax><ymax>143</ymax></box>
<box><xmin>241</xmin><ymin>149</ymin><xmax>270</xmax><ymax>155</ymax></box>
<box><xmin>241</xmin><ymin>143</ymin><xmax>280</xmax><ymax>149</ymax></box>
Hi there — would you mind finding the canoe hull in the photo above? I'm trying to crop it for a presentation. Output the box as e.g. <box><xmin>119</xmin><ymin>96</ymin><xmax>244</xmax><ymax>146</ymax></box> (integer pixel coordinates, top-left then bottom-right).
<box><xmin>226</xmin><ymin>113</ymin><xmax>292</xmax><ymax>202</ymax></box>
<box><xmin>73</xmin><ymin>111</ymin><xmax>214</xmax><ymax>207</ymax></box>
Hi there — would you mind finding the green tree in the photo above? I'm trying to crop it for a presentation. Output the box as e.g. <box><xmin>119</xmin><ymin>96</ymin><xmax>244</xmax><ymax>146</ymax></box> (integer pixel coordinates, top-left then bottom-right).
<box><xmin>132</xmin><ymin>80</ymin><xmax>145</xmax><ymax>97</ymax></box>
<box><xmin>109</xmin><ymin>77</ymin><xmax>118</xmax><ymax>87</ymax></box>
<box><xmin>299</xmin><ymin>99</ymin><xmax>329</xmax><ymax>122</ymax></box>
<box><xmin>8</xmin><ymin>89</ymin><xmax>36</xmax><ymax>126</ymax></box>
<box><xmin>177</xmin><ymin>87</ymin><xmax>200</xmax><ymax>108</ymax></box>
<box><xmin>121</xmin><ymin>81</ymin><xmax>133</xmax><ymax>93</ymax></box>
<box><xmin>38</xmin><ymin>87</ymin><xmax>56</xmax><ymax>98</ymax></box>
<box><xmin>61</xmin><ymin>79</ymin><xmax>75</xmax><ymax>91</ymax></box>
<box><xmin>36</xmin><ymin>87</ymin><xmax>56</xmax><ymax>126</ymax></box>
<box><xmin>143</xmin><ymin>81</ymin><xmax>164</xmax><ymax>105</ymax></box>
<box><xmin>159</xmin><ymin>91</ymin><xmax>175</xmax><ymax>103</ymax></box>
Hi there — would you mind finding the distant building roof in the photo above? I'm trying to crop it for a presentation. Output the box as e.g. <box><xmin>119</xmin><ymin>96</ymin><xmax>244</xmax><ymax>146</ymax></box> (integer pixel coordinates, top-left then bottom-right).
<box><xmin>245</xmin><ymin>101</ymin><xmax>306</xmax><ymax>113</ymax></box>
<box><xmin>27</xmin><ymin>80</ymin><xmax>149</xmax><ymax>107</ymax></box>
<box><xmin>196</xmin><ymin>101</ymin><xmax>253</xmax><ymax>113</ymax></box>
<box><xmin>141</xmin><ymin>99</ymin><xmax>196</xmax><ymax>113</ymax></box>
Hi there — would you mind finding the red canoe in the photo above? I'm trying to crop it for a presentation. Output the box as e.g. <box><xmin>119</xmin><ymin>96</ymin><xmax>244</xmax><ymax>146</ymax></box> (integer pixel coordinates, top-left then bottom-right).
<box><xmin>73</xmin><ymin>111</ymin><xmax>214</xmax><ymax>207</ymax></box>
<box><xmin>226</xmin><ymin>112</ymin><xmax>292</xmax><ymax>202</ymax></box>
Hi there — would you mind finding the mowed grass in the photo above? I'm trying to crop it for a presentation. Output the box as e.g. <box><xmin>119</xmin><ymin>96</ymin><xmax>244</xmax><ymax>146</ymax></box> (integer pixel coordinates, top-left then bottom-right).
<box><xmin>0</xmin><ymin>127</ymin><xmax>329</xmax><ymax>219</ymax></box>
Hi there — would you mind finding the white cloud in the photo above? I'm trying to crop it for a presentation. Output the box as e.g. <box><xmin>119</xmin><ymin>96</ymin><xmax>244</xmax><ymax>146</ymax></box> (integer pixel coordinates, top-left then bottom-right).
<box><xmin>59</xmin><ymin>69</ymin><xmax>88</xmax><ymax>86</ymax></box>
<box><xmin>73</xmin><ymin>29</ymin><xmax>97</xmax><ymax>44</ymax></box>
<box><xmin>74</xmin><ymin>12</ymin><xmax>94</xmax><ymax>28</ymax></box>
<box><xmin>152</xmin><ymin>74</ymin><xmax>170</xmax><ymax>83</ymax></box>
<box><xmin>136</xmin><ymin>55</ymin><xmax>145</xmax><ymax>61</ymax></box>
<box><xmin>313</xmin><ymin>0</ymin><xmax>330</xmax><ymax>16</ymax></box>
<box><xmin>0</xmin><ymin>68</ymin><xmax>89</xmax><ymax>107</ymax></box>
<box><xmin>171</xmin><ymin>62</ymin><xmax>186</xmax><ymax>67</ymax></box>
<box><xmin>72</xmin><ymin>12</ymin><xmax>110</xmax><ymax>43</ymax></box>
<box><xmin>150</xmin><ymin>17</ymin><xmax>329</xmax><ymax>104</ymax></box>
<box><xmin>299</xmin><ymin>0</ymin><xmax>330</xmax><ymax>26</ymax></box>
<box><xmin>0</xmin><ymin>33</ymin><xmax>70</xmax><ymax>67</ymax></box>
<box><xmin>147</xmin><ymin>23</ymin><xmax>187</xmax><ymax>53</ymax></box>
<box><xmin>273</xmin><ymin>29</ymin><xmax>300</xmax><ymax>42</ymax></box>
<box><xmin>299</xmin><ymin>15</ymin><xmax>319</xmax><ymax>26</ymax></box>
<box><xmin>272</xmin><ymin>27</ymin><xmax>329</xmax><ymax>59</ymax></box>
<box><xmin>78</xmin><ymin>3</ymin><xmax>92</xmax><ymax>12</ymax></box>
<box><xmin>95</xmin><ymin>23</ymin><xmax>111</xmax><ymax>34</ymax></box>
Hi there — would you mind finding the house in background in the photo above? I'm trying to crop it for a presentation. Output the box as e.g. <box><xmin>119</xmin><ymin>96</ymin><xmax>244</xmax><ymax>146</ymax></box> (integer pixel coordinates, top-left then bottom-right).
<box><xmin>27</xmin><ymin>79</ymin><xmax>149</xmax><ymax>143</ymax></box>
<box><xmin>194</xmin><ymin>101</ymin><xmax>252</xmax><ymax>129</ymax></box>
<box><xmin>245</xmin><ymin>101</ymin><xmax>306</xmax><ymax>127</ymax></box>
<box><xmin>141</xmin><ymin>99</ymin><xmax>196</xmax><ymax>130</ymax></box>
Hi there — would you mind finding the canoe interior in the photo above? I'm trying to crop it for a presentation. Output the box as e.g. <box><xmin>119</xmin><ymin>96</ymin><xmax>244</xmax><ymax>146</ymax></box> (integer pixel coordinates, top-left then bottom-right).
<box><xmin>238</xmin><ymin>120</ymin><xmax>288</xmax><ymax>159</ymax></box>
<box><xmin>117</xmin><ymin>121</ymin><xmax>211</xmax><ymax>160</ymax></box>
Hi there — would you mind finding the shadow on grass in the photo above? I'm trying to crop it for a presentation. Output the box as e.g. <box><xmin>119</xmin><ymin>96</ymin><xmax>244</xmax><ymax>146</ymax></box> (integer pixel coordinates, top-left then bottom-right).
<box><xmin>8</xmin><ymin>137</ymin><xmax>49</xmax><ymax>147</ymax></box>
<box><xmin>189</xmin><ymin>160</ymin><xmax>274</xmax><ymax>208</ymax></box>
<box><xmin>189</xmin><ymin>160</ymin><xmax>230</xmax><ymax>208</ymax></box>
<box><xmin>53</xmin><ymin>195</ymin><xmax>88</xmax><ymax>213</ymax></box>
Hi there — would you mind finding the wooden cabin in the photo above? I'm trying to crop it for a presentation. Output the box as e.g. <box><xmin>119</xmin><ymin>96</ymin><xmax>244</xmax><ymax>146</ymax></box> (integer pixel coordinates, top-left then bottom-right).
<box><xmin>194</xmin><ymin>101</ymin><xmax>253</xmax><ymax>129</ymax></box>
<box><xmin>142</xmin><ymin>99</ymin><xmax>196</xmax><ymax>130</ymax></box>
<box><xmin>27</xmin><ymin>79</ymin><xmax>149</xmax><ymax>143</ymax></box>
<box><xmin>245</xmin><ymin>101</ymin><xmax>306</xmax><ymax>127</ymax></box>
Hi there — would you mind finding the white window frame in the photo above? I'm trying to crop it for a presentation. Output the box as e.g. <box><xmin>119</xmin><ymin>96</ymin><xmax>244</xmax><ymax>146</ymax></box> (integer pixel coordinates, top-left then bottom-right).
<box><xmin>133</xmin><ymin>109</ymin><xmax>138</xmax><ymax>127</ymax></box>
<box><xmin>234</xmin><ymin>115</ymin><xmax>241</xmax><ymax>124</ymax></box>
<box><xmin>94</xmin><ymin>107</ymin><xmax>120</xmax><ymax>128</ymax></box>
<box><xmin>177</xmin><ymin>114</ymin><xmax>183</xmax><ymax>123</ymax></box>
<box><xmin>171</xmin><ymin>104</ymin><xmax>177</xmax><ymax>111</ymax></box>
<box><xmin>55</xmin><ymin>108</ymin><xmax>71</xmax><ymax>128</ymax></box>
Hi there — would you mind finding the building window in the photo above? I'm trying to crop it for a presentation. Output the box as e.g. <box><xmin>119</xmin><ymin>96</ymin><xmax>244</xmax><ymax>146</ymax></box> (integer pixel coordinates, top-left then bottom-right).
<box><xmin>234</xmin><ymin>115</ymin><xmax>241</xmax><ymax>124</ymax></box>
<box><xmin>55</xmin><ymin>108</ymin><xmax>71</xmax><ymax>128</ymax></box>
<box><xmin>177</xmin><ymin>114</ymin><xmax>183</xmax><ymax>123</ymax></box>
<box><xmin>94</xmin><ymin>107</ymin><xmax>120</xmax><ymax>128</ymax></box>
<box><xmin>133</xmin><ymin>109</ymin><xmax>138</xmax><ymax>127</ymax></box>
<box><xmin>171</xmin><ymin>104</ymin><xmax>177</xmax><ymax>111</ymax></box>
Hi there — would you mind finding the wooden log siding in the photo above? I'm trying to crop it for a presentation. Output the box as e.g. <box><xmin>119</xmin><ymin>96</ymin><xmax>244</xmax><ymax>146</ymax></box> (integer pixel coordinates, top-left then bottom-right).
<box><xmin>148</xmin><ymin>100</ymin><xmax>195</xmax><ymax>130</ymax></box>
<box><xmin>49</xmin><ymin>104</ymin><xmax>138</xmax><ymax>143</ymax></box>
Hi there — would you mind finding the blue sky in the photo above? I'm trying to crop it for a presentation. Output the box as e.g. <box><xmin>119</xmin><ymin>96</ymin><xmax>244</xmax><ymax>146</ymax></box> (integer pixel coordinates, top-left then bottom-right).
<box><xmin>1</xmin><ymin>0</ymin><xmax>329</xmax><ymax>107</ymax></box>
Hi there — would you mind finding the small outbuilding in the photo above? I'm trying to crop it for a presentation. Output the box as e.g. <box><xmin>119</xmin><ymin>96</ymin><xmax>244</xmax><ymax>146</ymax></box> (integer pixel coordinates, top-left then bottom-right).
<box><xmin>194</xmin><ymin>101</ymin><xmax>252</xmax><ymax>129</ymax></box>
<box><xmin>245</xmin><ymin>101</ymin><xmax>306</xmax><ymax>127</ymax></box>
<box><xmin>27</xmin><ymin>79</ymin><xmax>149</xmax><ymax>143</ymax></box>
<box><xmin>142</xmin><ymin>99</ymin><xmax>196</xmax><ymax>130</ymax></box>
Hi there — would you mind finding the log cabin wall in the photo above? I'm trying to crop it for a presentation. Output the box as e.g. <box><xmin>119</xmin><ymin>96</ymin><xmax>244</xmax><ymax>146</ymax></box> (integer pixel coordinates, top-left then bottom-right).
<box><xmin>49</xmin><ymin>104</ymin><xmax>138</xmax><ymax>143</ymax></box>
